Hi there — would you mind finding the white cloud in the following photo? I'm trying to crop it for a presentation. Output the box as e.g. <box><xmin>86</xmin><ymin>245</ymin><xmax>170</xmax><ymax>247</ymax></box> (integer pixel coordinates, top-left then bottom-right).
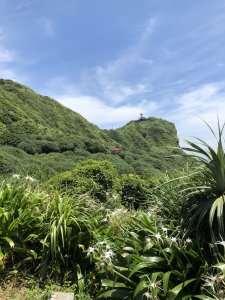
<box><xmin>0</xmin><ymin>68</ymin><xmax>16</xmax><ymax>79</ymax></box>
<box><xmin>139</xmin><ymin>17</ymin><xmax>156</xmax><ymax>44</ymax></box>
<box><xmin>15</xmin><ymin>2</ymin><xmax>31</xmax><ymax>11</ymax></box>
<box><xmin>43</xmin><ymin>75</ymin><xmax>225</xmax><ymax>149</ymax></box>
<box><xmin>55</xmin><ymin>94</ymin><xmax>158</xmax><ymax>128</ymax></box>
<box><xmin>0</xmin><ymin>67</ymin><xmax>28</xmax><ymax>84</ymax></box>
<box><xmin>163</xmin><ymin>82</ymin><xmax>225</xmax><ymax>146</ymax></box>
<box><xmin>79</xmin><ymin>17</ymin><xmax>156</xmax><ymax>104</ymax></box>
<box><xmin>0</xmin><ymin>47</ymin><xmax>14</xmax><ymax>62</ymax></box>
<box><xmin>39</xmin><ymin>18</ymin><xmax>55</xmax><ymax>37</ymax></box>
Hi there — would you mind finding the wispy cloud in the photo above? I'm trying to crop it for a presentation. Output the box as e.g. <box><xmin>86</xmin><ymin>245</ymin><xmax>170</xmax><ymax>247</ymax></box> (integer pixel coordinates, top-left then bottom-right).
<box><xmin>0</xmin><ymin>47</ymin><xmax>14</xmax><ymax>62</ymax></box>
<box><xmin>0</xmin><ymin>68</ymin><xmax>16</xmax><ymax>79</ymax></box>
<box><xmin>15</xmin><ymin>1</ymin><xmax>31</xmax><ymax>11</ymax></box>
<box><xmin>42</xmin><ymin>6</ymin><xmax>225</xmax><ymax>144</ymax></box>
<box><xmin>0</xmin><ymin>27</ymin><xmax>15</xmax><ymax>62</ymax></box>
<box><xmin>44</xmin><ymin>75</ymin><xmax>225</xmax><ymax>148</ymax></box>
<box><xmin>43</xmin><ymin>76</ymin><xmax>158</xmax><ymax>128</ymax></box>
<box><xmin>162</xmin><ymin>82</ymin><xmax>225</xmax><ymax>145</ymax></box>
<box><xmin>79</xmin><ymin>16</ymin><xmax>156</xmax><ymax>104</ymax></box>
<box><xmin>39</xmin><ymin>18</ymin><xmax>55</xmax><ymax>37</ymax></box>
<box><xmin>139</xmin><ymin>17</ymin><xmax>156</xmax><ymax>44</ymax></box>
<box><xmin>56</xmin><ymin>94</ymin><xmax>158</xmax><ymax>128</ymax></box>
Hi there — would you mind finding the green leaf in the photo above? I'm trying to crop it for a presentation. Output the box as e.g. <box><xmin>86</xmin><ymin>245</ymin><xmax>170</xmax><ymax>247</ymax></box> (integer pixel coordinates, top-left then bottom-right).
<box><xmin>163</xmin><ymin>271</ymin><xmax>172</xmax><ymax>295</ymax></box>
<box><xmin>129</xmin><ymin>259</ymin><xmax>164</xmax><ymax>278</ymax></box>
<box><xmin>97</xmin><ymin>288</ymin><xmax>133</xmax><ymax>299</ymax></box>
<box><xmin>101</xmin><ymin>279</ymin><xmax>127</xmax><ymax>288</ymax></box>
<box><xmin>134</xmin><ymin>280</ymin><xmax>148</xmax><ymax>298</ymax></box>
<box><xmin>1</xmin><ymin>236</ymin><xmax>15</xmax><ymax>248</ymax></box>
<box><xmin>209</xmin><ymin>195</ymin><xmax>225</xmax><ymax>239</ymax></box>
<box><xmin>167</xmin><ymin>278</ymin><xmax>196</xmax><ymax>300</ymax></box>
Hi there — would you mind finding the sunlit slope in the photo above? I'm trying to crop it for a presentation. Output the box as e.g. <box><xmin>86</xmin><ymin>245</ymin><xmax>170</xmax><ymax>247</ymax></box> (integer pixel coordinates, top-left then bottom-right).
<box><xmin>0</xmin><ymin>79</ymin><xmax>107</xmax><ymax>154</ymax></box>
<box><xmin>0</xmin><ymin>79</ymin><xmax>184</xmax><ymax>178</ymax></box>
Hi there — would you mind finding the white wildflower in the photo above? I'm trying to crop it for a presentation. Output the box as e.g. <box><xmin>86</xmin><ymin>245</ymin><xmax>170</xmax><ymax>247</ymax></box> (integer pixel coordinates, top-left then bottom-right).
<box><xmin>25</xmin><ymin>176</ymin><xmax>36</xmax><ymax>182</ymax></box>
<box><xmin>186</xmin><ymin>238</ymin><xmax>192</xmax><ymax>244</ymax></box>
<box><xmin>145</xmin><ymin>237</ymin><xmax>153</xmax><ymax>249</ymax></box>
<box><xmin>149</xmin><ymin>279</ymin><xmax>162</xmax><ymax>290</ymax></box>
<box><xmin>216</xmin><ymin>240</ymin><xmax>225</xmax><ymax>247</ymax></box>
<box><xmin>111</xmin><ymin>208</ymin><xmax>127</xmax><ymax>217</ymax></box>
<box><xmin>162</xmin><ymin>227</ymin><xmax>168</xmax><ymax>233</ymax></box>
<box><xmin>103</xmin><ymin>250</ymin><xmax>114</xmax><ymax>260</ymax></box>
<box><xmin>12</xmin><ymin>174</ymin><xmax>20</xmax><ymax>179</ymax></box>
<box><xmin>171</xmin><ymin>237</ymin><xmax>177</xmax><ymax>243</ymax></box>
<box><xmin>97</xmin><ymin>241</ymin><xmax>105</xmax><ymax>245</ymax></box>
<box><xmin>142</xmin><ymin>291</ymin><xmax>151</xmax><ymax>299</ymax></box>
<box><xmin>87</xmin><ymin>246</ymin><xmax>95</xmax><ymax>256</ymax></box>
<box><xmin>146</xmin><ymin>237</ymin><xmax>151</xmax><ymax>243</ymax></box>
<box><xmin>154</xmin><ymin>232</ymin><xmax>162</xmax><ymax>242</ymax></box>
<box><xmin>150</xmin><ymin>282</ymin><xmax>157</xmax><ymax>289</ymax></box>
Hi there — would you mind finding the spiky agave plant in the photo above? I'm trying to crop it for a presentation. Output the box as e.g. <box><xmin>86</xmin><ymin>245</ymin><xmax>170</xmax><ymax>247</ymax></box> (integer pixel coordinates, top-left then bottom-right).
<box><xmin>184</xmin><ymin>119</ymin><xmax>225</xmax><ymax>243</ymax></box>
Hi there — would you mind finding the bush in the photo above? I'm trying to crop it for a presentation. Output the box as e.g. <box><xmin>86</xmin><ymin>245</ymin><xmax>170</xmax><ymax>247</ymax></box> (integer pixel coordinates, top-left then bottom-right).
<box><xmin>118</xmin><ymin>174</ymin><xmax>149</xmax><ymax>209</ymax></box>
<box><xmin>75</xmin><ymin>160</ymin><xmax>117</xmax><ymax>202</ymax></box>
<box><xmin>0</xmin><ymin>153</ymin><xmax>16</xmax><ymax>173</ymax></box>
<box><xmin>47</xmin><ymin>160</ymin><xmax>117</xmax><ymax>202</ymax></box>
<box><xmin>47</xmin><ymin>170</ymin><xmax>99</xmax><ymax>197</ymax></box>
<box><xmin>84</xmin><ymin>139</ymin><xmax>107</xmax><ymax>154</ymax></box>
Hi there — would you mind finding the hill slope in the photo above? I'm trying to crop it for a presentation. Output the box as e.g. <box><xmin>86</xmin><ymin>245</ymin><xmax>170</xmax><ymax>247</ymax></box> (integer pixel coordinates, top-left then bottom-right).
<box><xmin>0</xmin><ymin>79</ymin><xmax>184</xmax><ymax>179</ymax></box>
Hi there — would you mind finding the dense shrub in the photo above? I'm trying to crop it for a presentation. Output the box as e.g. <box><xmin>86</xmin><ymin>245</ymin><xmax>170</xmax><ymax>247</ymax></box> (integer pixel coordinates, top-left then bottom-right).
<box><xmin>118</xmin><ymin>174</ymin><xmax>150</xmax><ymax>209</ymax></box>
<box><xmin>47</xmin><ymin>160</ymin><xmax>117</xmax><ymax>202</ymax></box>
<box><xmin>75</xmin><ymin>160</ymin><xmax>117</xmax><ymax>202</ymax></box>
<box><xmin>0</xmin><ymin>153</ymin><xmax>17</xmax><ymax>173</ymax></box>
<box><xmin>84</xmin><ymin>139</ymin><xmax>107</xmax><ymax>154</ymax></box>
<box><xmin>17</xmin><ymin>140</ymin><xmax>37</xmax><ymax>154</ymax></box>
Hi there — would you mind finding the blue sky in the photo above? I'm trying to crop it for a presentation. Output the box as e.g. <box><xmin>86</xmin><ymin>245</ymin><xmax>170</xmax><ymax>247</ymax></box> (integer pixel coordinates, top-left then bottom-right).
<box><xmin>1</xmin><ymin>0</ymin><xmax>225</xmax><ymax>144</ymax></box>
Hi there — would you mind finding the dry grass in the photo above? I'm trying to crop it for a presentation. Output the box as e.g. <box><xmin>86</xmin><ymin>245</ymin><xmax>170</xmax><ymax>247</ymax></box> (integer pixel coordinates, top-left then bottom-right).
<box><xmin>0</xmin><ymin>278</ymin><xmax>27</xmax><ymax>300</ymax></box>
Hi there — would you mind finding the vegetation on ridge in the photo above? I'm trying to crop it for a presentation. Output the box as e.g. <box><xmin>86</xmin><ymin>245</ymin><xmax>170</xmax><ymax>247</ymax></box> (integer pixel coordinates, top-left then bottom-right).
<box><xmin>0</xmin><ymin>79</ymin><xmax>185</xmax><ymax>179</ymax></box>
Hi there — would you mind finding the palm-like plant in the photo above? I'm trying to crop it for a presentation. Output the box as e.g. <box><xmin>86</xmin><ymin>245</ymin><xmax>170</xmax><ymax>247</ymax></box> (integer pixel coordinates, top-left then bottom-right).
<box><xmin>184</xmin><ymin>120</ymin><xmax>225</xmax><ymax>242</ymax></box>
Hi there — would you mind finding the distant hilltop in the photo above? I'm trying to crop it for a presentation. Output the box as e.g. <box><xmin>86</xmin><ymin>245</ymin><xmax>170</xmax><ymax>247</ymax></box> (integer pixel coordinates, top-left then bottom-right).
<box><xmin>0</xmin><ymin>79</ymin><xmax>185</xmax><ymax>177</ymax></box>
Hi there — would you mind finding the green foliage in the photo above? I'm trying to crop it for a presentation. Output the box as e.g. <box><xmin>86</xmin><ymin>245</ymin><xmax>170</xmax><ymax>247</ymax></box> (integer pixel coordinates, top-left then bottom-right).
<box><xmin>47</xmin><ymin>170</ymin><xmax>99</xmax><ymax>198</ymax></box>
<box><xmin>183</xmin><ymin>121</ymin><xmax>225</xmax><ymax>243</ymax></box>
<box><xmin>0</xmin><ymin>79</ymin><xmax>186</xmax><ymax>178</ymax></box>
<box><xmin>118</xmin><ymin>174</ymin><xmax>150</xmax><ymax>209</ymax></box>
<box><xmin>48</xmin><ymin>159</ymin><xmax>117</xmax><ymax>202</ymax></box>
<box><xmin>0</xmin><ymin>181</ymin><xmax>98</xmax><ymax>283</ymax></box>
<box><xmin>0</xmin><ymin>184</ymin><xmax>41</xmax><ymax>271</ymax></box>
<box><xmin>4</xmin><ymin>80</ymin><xmax>225</xmax><ymax>298</ymax></box>
<box><xmin>74</xmin><ymin>160</ymin><xmax>117</xmax><ymax>202</ymax></box>
<box><xmin>39</xmin><ymin>195</ymin><xmax>92</xmax><ymax>281</ymax></box>
<box><xmin>0</xmin><ymin>153</ymin><xmax>15</xmax><ymax>173</ymax></box>
<box><xmin>91</xmin><ymin>212</ymin><xmax>208</xmax><ymax>299</ymax></box>
<box><xmin>146</xmin><ymin>163</ymin><xmax>204</xmax><ymax>223</ymax></box>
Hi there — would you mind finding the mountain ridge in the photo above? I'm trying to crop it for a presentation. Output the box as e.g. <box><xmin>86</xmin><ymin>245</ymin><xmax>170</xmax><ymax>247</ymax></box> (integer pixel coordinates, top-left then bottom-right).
<box><xmin>0</xmin><ymin>79</ymin><xmax>184</xmax><ymax>179</ymax></box>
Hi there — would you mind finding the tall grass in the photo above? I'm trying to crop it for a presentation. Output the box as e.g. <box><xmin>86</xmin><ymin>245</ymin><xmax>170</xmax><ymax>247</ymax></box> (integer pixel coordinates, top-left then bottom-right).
<box><xmin>0</xmin><ymin>183</ymin><xmax>41</xmax><ymax>271</ymax></box>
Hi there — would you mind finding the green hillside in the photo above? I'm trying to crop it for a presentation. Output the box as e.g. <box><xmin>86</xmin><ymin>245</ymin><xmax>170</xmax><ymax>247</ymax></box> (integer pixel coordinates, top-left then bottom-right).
<box><xmin>0</xmin><ymin>79</ymin><xmax>185</xmax><ymax>179</ymax></box>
